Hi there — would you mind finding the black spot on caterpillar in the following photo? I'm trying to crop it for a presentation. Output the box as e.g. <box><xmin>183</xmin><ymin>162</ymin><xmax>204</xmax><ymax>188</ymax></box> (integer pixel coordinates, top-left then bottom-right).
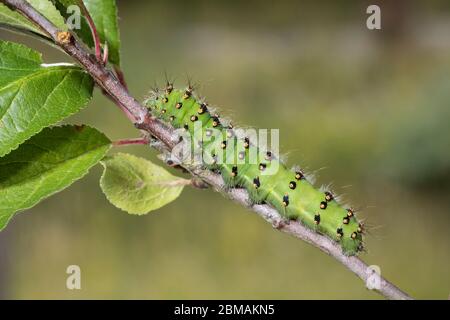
<box><xmin>144</xmin><ymin>83</ymin><xmax>364</xmax><ymax>255</ymax></box>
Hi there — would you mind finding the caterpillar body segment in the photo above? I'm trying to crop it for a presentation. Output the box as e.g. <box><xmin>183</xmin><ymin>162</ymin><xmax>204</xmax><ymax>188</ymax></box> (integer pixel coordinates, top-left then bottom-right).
<box><xmin>144</xmin><ymin>86</ymin><xmax>364</xmax><ymax>255</ymax></box>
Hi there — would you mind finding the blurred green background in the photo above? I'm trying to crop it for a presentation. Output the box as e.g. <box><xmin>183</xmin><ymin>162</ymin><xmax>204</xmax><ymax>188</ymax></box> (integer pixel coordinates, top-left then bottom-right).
<box><xmin>0</xmin><ymin>0</ymin><xmax>449</xmax><ymax>299</ymax></box>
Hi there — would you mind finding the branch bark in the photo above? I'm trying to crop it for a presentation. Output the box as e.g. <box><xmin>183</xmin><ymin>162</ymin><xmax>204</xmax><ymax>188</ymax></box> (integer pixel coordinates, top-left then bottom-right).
<box><xmin>0</xmin><ymin>0</ymin><xmax>412</xmax><ymax>300</ymax></box>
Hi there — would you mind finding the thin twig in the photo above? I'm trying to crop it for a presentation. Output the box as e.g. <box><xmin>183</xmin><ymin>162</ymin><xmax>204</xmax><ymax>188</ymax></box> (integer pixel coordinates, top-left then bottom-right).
<box><xmin>0</xmin><ymin>0</ymin><xmax>412</xmax><ymax>300</ymax></box>
<box><xmin>113</xmin><ymin>137</ymin><xmax>149</xmax><ymax>146</ymax></box>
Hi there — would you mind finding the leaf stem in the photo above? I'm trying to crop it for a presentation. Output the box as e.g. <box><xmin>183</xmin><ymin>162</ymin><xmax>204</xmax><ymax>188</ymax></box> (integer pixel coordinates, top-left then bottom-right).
<box><xmin>158</xmin><ymin>178</ymin><xmax>209</xmax><ymax>189</ymax></box>
<box><xmin>77</xmin><ymin>0</ymin><xmax>102</xmax><ymax>63</ymax></box>
<box><xmin>0</xmin><ymin>0</ymin><xmax>412</xmax><ymax>300</ymax></box>
<box><xmin>113</xmin><ymin>137</ymin><xmax>149</xmax><ymax>147</ymax></box>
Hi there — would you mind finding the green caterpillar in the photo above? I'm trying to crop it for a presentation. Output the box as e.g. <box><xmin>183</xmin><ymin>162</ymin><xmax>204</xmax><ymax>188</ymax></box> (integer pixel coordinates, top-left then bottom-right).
<box><xmin>144</xmin><ymin>83</ymin><xmax>365</xmax><ymax>255</ymax></box>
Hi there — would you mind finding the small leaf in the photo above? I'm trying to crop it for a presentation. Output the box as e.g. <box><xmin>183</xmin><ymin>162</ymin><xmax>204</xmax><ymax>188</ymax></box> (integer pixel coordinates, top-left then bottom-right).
<box><xmin>0</xmin><ymin>0</ymin><xmax>67</xmax><ymax>38</ymax></box>
<box><xmin>100</xmin><ymin>153</ymin><xmax>187</xmax><ymax>215</ymax></box>
<box><xmin>0</xmin><ymin>40</ymin><xmax>94</xmax><ymax>157</ymax></box>
<box><xmin>54</xmin><ymin>0</ymin><xmax>121</xmax><ymax>66</ymax></box>
<box><xmin>0</xmin><ymin>125</ymin><xmax>111</xmax><ymax>231</ymax></box>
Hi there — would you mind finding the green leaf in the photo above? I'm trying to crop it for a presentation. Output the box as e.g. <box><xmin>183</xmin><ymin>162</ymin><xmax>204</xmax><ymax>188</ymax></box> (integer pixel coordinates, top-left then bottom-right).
<box><xmin>0</xmin><ymin>0</ymin><xmax>67</xmax><ymax>38</ymax></box>
<box><xmin>0</xmin><ymin>125</ymin><xmax>111</xmax><ymax>231</ymax></box>
<box><xmin>54</xmin><ymin>0</ymin><xmax>121</xmax><ymax>66</ymax></box>
<box><xmin>0</xmin><ymin>3</ymin><xmax>41</xmax><ymax>36</ymax></box>
<box><xmin>0</xmin><ymin>40</ymin><xmax>94</xmax><ymax>157</ymax></box>
<box><xmin>100</xmin><ymin>153</ymin><xmax>187</xmax><ymax>215</ymax></box>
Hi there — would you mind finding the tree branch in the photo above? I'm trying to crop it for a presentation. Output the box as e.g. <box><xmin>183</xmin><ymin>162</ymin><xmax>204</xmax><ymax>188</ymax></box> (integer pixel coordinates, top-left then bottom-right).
<box><xmin>0</xmin><ymin>0</ymin><xmax>412</xmax><ymax>300</ymax></box>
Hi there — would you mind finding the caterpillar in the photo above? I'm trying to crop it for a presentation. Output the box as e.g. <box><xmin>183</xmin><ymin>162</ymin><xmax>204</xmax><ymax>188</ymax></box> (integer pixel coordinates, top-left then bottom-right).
<box><xmin>144</xmin><ymin>83</ymin><xmax>365</xmax><ymax>256</ymax></box>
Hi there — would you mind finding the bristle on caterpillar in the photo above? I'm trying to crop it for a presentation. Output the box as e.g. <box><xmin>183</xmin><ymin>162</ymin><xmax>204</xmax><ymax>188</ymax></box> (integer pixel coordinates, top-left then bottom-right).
<box><xmin>144</xmin><ymin>85</ymin><xmax>365</xmax><ymax>256</ymax></box>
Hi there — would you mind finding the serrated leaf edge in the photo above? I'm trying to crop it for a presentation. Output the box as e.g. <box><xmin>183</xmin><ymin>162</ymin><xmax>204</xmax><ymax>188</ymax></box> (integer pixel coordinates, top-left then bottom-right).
<box><xmin>0</xmin><ymin>68</ymin><xmax>94</xmax><ymax>157</ymax></box>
